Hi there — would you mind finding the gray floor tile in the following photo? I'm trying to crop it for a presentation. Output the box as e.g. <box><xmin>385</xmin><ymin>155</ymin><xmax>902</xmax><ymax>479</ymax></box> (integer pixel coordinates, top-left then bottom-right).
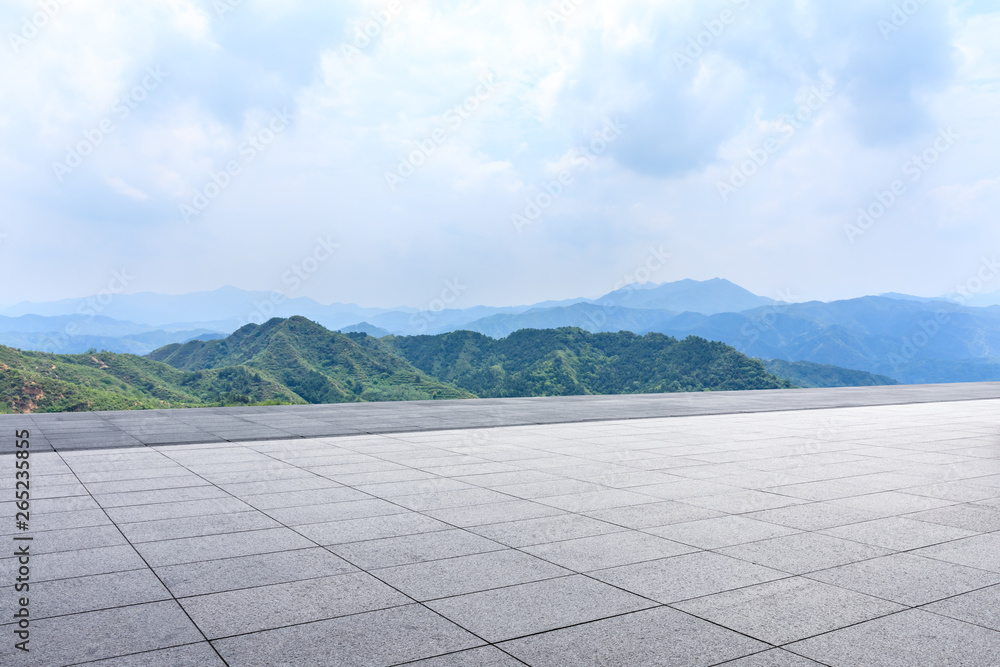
<box><xmin>180</xmin><ymin>571</ymin><xmax>409</xmax><ymax>638</ymax></box>
<box><xmin>240</xmin><ymin>486</ymin><xmax>370</xmax><ymax>510</ymax></box>
<box><xmin>647</xmin><ymin>515</ymin><xmax>801</xmax><ymax>549</ymax></box>
<box><xmin>26</xmin><ymin>525</ymin><xmax>128</xmax><ymax>554</ymax></box>
<box><xmin>93</xmin><ymin>485</ymin><xmax>229</xmax><ymax>508</ymax></box>
<box><xmin>910</xmin><ymin>532</ymin><xmax>1000</xmax><ymax>572</ymax></box>
<box><xmin>403</xmin><ymin>646</ymin><xmax>525</xmax><ymax>666</ymax></box>
<box><xmin>678</xmin><ymin>489</ymin><xmax>808</xmax><ymax>514</ymax></box>
<box><xmin>788</xmin><ymin>609</ymin><xmax>1000</xmax><ymax>666</ymax></box>
<box><xmin>211</xmin><ymin>604</ymin><xmax>483</xmax><ymax>666</ymax></box>
<box><xmin>922</xmin><ymin>584</ymin><xmax>1000</xmax><ymax>631</ymax></box>
<box><xmin>674</xmin><ymin>577</ymin><xmax>905</xmax><ymax>645</ymax></box>
<box><xmin>264</xmin><ymin>498</ymin><xmax>408</xmax><ymax>525</ymax></box>
<box><xmin>535</xmin><ymin>489</ymin><xmax>661</xmax><ymax>512</ymax></box>
<box><xmin>373</xmin><ymin>549</ymin><xmax>570</xmax><ymax>601</ymax></box>
<box><xmin>4</xmin><ymin>601</ymin><xmax>203</xmax><ymax>665</ymax></box>
<box><xmin>585</xmin><ymin>500</ymin><xmax>723</xmax><ymax>529</ymax></box>
<box><xmin>295</xmin><ymin>511</ymin><xmax>452</xmax><ymax>545</ymax></box>
<box><xmin>522</xmin><ymin>530</ymin><xmax>695</xmax><ymax>572</ymax></box>
<box><xmin>134</xmin><ymin>527</ymin><xmax>315</xmax><ymax>567</ymax></box>
<box><xmin>499</xmin><ymin>606</ymin><xmax>767</xmax><ymax>666</ymax></box>
<box><xmin>720</xmin><ymin>649</ymin><xmax>827</xmax><ymax>666</ymax></box>
<box><xmin>118</xmin><ymin>511</ymin><xmax>282</xmax><ymax>543</ymax></box>
<box><xmin>819</xmin><ymin>516</ymin><xmax>978</xmax><ymax>551</ymax></box>
<box><xmin>78</xmin><ymin>642</ymin><xmax>227</xmax><ymax>666</ymax></box>
<box><xmin>156</xmin><ymin>547</ymin><xmax>356</xmax><ymax>597</ymax></box>
<box><xmin>424</xmin><ymin>499</ymin><xmax>563</xmax><ymax>527</ymax></box>
<box><xmin>907</xmin><ymin>503</ymin><xmax>1000</xmax><ymax>533</ymax></box>
<box><xmin>807</xmin><ymin>552</ymin><xmax>1000</xmax><ymax>606</ymax></box>
<box><xmin>718</xmin><ymin>532</ymin><xmax>892</xmax><ymax>575</ymax></box>
<box><xmin>0</xmin><ymin>568</ymin><xmax>169</xmax><ymax>620</ymax></box>
<box><xmin>591</xmin><ymin>551</ymin><xmax>789</xmax><ymax>603</ymax></box>
<box><xmin>2</xmin><ymin>544</ymin><xmax>147</xmax><ymax>583</ymax></box>
<box><xmin>467</xmin><ymin>513</ymin><xmax>625</xmax><ymax>547</ymax></box>
<box><xmin>426</xmin><ymin>574</ymin><xmax>655</xmax><ymax>642</ymax></box>
<box><xmin>329</xmin><ymin>528</ymin><xmax>504</xmax><ymax>569</ymax></box>
<box><xmin>746</xmin><ymin>501</ymin><xmax>882</xmax><ymax>531</ymax></box>
<box><xmin>104</xmin><ymin>497</ymin><xmax>253</xmax><ymax>523</ymax></box>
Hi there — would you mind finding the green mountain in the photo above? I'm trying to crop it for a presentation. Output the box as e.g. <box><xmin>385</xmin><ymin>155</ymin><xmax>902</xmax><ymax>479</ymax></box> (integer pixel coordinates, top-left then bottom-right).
<box><xmin>1</xmin><ymin>316</ymin><xmax>795</xmax><ymax>414</ymax></box>
<box><xmin>385</xmin><ymin>328</ymin><xmax>792</xmax><ymax>396</ymax></box>
<box><xmin>147</xmin><ymin>316</ymin><xmax>473</xmax><ymax>403</ymax></box>
<box><xmin>0</xmin><ymin>344</ymin><xmax>297</xmax><ymax>413</ymax></box>
<box><xmin>758</xmin><ymin>359</ymin><xmax>899</xmax><ymax>388</ymax></box>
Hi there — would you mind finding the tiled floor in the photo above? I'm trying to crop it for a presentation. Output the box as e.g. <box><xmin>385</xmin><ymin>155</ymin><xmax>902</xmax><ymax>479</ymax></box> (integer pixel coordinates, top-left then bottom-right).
<box><xmin>1</xmin><ymin>395</ymin><xmax>1000</xmax><ymax>665</ymax></box>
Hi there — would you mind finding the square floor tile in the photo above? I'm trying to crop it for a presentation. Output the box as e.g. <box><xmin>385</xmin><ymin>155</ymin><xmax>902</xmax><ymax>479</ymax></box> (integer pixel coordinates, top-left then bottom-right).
<box><xmin>807</xmin><ymin>552</ymin><xmax>1000</xmax><ymax>606</ymax></box>
<box><xmin>788</xmin><ymin>609</ymin><xmax>1000</xmax><ymax>667</ymax></box>
<box><xmin>718</xmin><ymin>532</ymin><xmax>891</xmax><ymax>575</ymax></box>
<box><xmin>522</xmin><ymin>531</ymin><xmax>695</xmax><ymax>572</ymax></box>
<box><xmin>591</xmin><ymin>551</ymin><xmax>788</xmax><ymax>603</ymax></box>
<box><xmin>498</xmin><ymin>606</ymin><xmax>767</xmax><ymax>667</ymax></box>
<box><xmin>180</xmin><ymin>571</ymin><xmax>409</xmax><ymax>638</ymax></box>
<box><xmin>426</xmin><ymin>574</ymin><xmax>655</xmax><ymax>642</ymax></box>
<box><xmin>372</xmin><ymin>549</ymin><xmax>570</xmax><ymax>601</ymax></box>
<box><xmin>647</xmin><ymin>515</ymin><xmax>800</xmax><ymax>549</ymax></box>
<box><xmin>674</xmin><ymin>577</ymin><xmax>904</xmax><ymax>645</ymax></box>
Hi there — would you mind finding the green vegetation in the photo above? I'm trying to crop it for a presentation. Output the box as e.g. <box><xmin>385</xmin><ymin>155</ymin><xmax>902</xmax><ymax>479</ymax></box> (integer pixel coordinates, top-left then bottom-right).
<box><xmin>149</xmin><ymin>316</ymin><xmax>473</xmax><ymax>404</ymax></box>
<box><xmin>386</xmin><ymin>328</ymin><xmax>792</xmax><ymax>397</ymax></box>
<box><xmin>758</xmin><ymin>359</ymin><xmax>899</xmax><ymax>388</ymax></box>
<box><xmin>1</xmin><ymin>316</ymin><xmax>793</xmax><ymax>413</ymax></box>
<box><xmin>0</xmin><ymin>345</ymin><xmax>297</xmax><ymax>413</ymax></box>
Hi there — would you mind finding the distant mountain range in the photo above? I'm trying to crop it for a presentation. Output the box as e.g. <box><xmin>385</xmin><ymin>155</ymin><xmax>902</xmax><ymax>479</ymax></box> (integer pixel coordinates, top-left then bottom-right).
<box><xmin>5</xmin><ymin>279</ymin><xmax>1000</xmax><ymax>385</ymax></box>
<box><xmin>1</xmin><ymin>318</ymin><xmax>802</xmax><ymax>413</ymax></box>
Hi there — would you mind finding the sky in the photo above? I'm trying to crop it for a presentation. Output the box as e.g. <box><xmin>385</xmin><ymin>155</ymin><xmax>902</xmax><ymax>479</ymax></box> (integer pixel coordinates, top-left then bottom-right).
<box><xmin>2</xmin><ymin>0</ymin><xmax>999</xmax><ymax>310</ymax></box>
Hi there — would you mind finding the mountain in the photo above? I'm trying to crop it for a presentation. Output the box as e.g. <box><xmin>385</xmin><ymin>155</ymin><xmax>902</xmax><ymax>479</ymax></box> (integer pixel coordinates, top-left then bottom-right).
<box><xmin>758</xmin><ymin>359</ymin><xmax>898</xmax><ymax>388</ymax></box>
<box><xmin>454</xmin><ymin>296</ymin><xmax>1000</xmax><ymax>384</ymax></box>
<box><xmin>462</xmin><ymin>303</ymin><xmax>674</xmax><ymax>339</ymax></box>
<box><xmin>595</xmin><ymin>278</ymin><xmax>778</xmax><ymax>314</ymax></box>
<box><xmin>1</xmin><ymin>286</ymin><xmax>394</xmax><ymax>332</ymax></box>
<box><xmin>148</xmin><ymin>317</ymin><xmax>471</xmax><ymax>404</ymax></box>
<box><xmin>646</xmin><ymin>297</ymin><xmax>1000</xmax><ymax>383</ymax></box>
<box><xmin>878</xmin><ymin>292</ymin><xmax>952</xmax><ymax>304</ymax></box>
<box><xmin>0</xmin><ymin>345</ymin><xmax>299</xmax><ymax>413</ymax></box>
<box><xmin>3</xmin><ymin>279</ymin><xmax>778</xmax><ymax>338</ymax></box>
<box><xmin>385</xmin><ymin>328</ymin><xmax>791</xmax><ymax>397</ymax></box>
<box><xmin>1</xmin><ymin>317</ymin><xmax>797</xmax><ymax>413</ymax></box>
<box><xmin>339</xmin><ymin>322</ymin><xmax>392</xmax><ymax>337</ymax></box>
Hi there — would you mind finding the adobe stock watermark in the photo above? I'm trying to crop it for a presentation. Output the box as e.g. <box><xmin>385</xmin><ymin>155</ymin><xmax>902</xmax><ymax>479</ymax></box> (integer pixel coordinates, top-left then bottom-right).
<box><xmin>578</xmin><ymin>245</ymin><xmax>671</xmax><ymax>331</ymax></box>
<box><xmin>213</xmin><ymin>0</ymin><xmax>247</xmax><ymax>20</ymax></box>
<box><xmin>408</xmin><ymin>278</ymin><xmax>469</xmax><ymax>334</ymax></box>
<box><xmin>40</xmin><ymin>268</ymin><xmax>135</xmax><ymax>353</ymax></box>
<box><xmin>887</xmin><ymin>255</ymin><xmax>998</xmax><ymax>373</ymax></box>
<box><xmin>242</xmin><ymin>235</ymin><xmax>339</xmax><ymax>325</ymax></box>
<box><xmin>511</xmin><ymin>117</ymin><xmax>626</xmax><ymax>233</ymax></box>
<box><xmin>384</xmin><ymin>73</ymin><xmax>498</xmax><ymax>191</ymax></box>
<box><xmin>673</xmin><ymin>0</ymin><xmax>752</xmax><ymax>72</ymax></box>
<box><xmin>544</xmin><ymin>0</ymin><xmax>583</xmax><ymax>29</ymax></box>
<box><xmin>7</xmin><ymin>0</ymin><xmax>66</xmax><ymax>53</ymax></box>
<box><xmin>180</xmin><ymin>108</ymin><xmax>293</xmax><ymax>223</ymax></box>
<box><xmin>716</xmin><ymin>81</ymin><xmax>835</xmax><ymax>202</ymax></box>
<box><xmin>736</xmin><ymin>288</ymin><xmax>796</xmax><ymax>352</ymax></box>
<box><xmin>878</xmin><ymin>0</ymin><xmax>929</xmax><ymax>41</ymax></box>
<box><xmin>340</xmin><ymin>0</ymin><xmax>403</xmax><ymax>62</ymax></box>
<box><xmin>843</xmin><ymin>126</ymin><xmax>958</xmax><ymax>244</ymax></box>
<box><xmin>52</xmin><ymin>66</ymin><xmax>168</xmax><ymax>182</ymax></box>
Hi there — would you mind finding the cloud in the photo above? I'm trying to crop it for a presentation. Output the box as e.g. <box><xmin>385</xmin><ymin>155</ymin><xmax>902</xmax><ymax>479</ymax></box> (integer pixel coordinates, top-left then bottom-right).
<box><xmin>0</xmin><ymin>0</ymin><xmax>996</xmax><ymax>308</ymax></box>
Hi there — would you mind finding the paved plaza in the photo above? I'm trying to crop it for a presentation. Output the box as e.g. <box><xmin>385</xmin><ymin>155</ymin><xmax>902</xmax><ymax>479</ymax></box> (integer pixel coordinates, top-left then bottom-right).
<box><xmin>2</xmin><ymin>385</ymin><xmax>1000</xmax><ymax>665</ymax></box>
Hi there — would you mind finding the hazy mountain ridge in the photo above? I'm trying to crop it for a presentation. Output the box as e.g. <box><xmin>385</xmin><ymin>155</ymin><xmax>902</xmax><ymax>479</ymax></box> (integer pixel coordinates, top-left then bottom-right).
<box><xmin>1</xmin><ymin>317</ymin><xmax>798</xmax><ymax>413</ymax></box>
<box><xmin>7</xmin><ymin>280</ymin><xmax>1000</xmax><ymax>385</ymax></box>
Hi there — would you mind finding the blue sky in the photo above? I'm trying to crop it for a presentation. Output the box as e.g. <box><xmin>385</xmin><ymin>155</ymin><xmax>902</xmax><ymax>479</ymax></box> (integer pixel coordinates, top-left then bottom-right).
<box><xmin>2</xmin><ymin>0</ymin><xmax>998</xmax><ymax>309</ymax></box>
